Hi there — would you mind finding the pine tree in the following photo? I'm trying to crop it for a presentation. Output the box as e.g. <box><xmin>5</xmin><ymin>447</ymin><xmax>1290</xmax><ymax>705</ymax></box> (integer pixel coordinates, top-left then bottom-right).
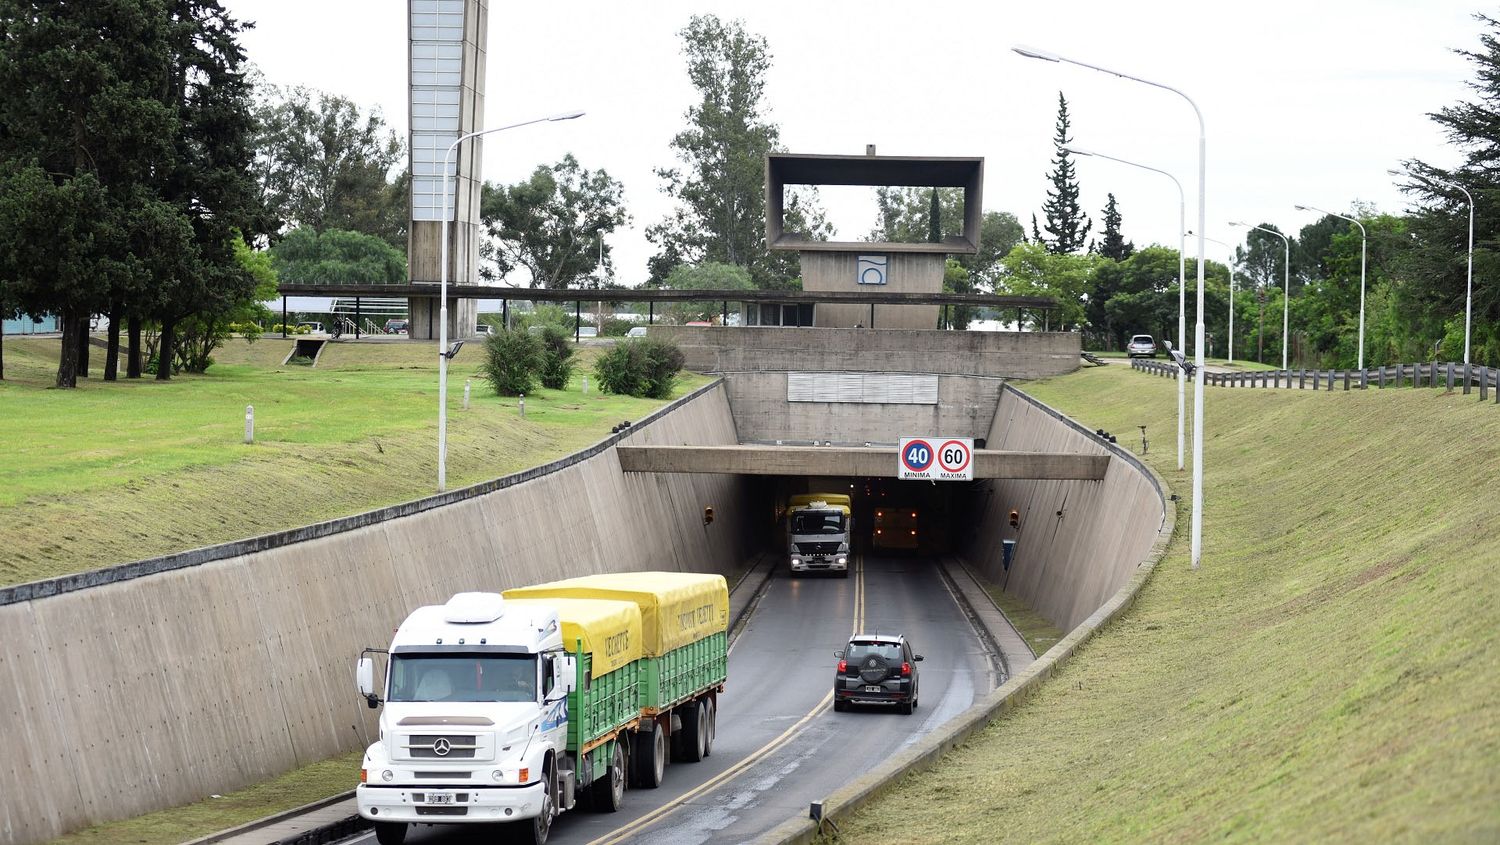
<box><xmin>1097</xmin><ymin>193</ymin><xmax>1134</xmax><ymax>260</ymax></box>
<box><xmin>1400</xmin><ymin>13</ymin><xmax>1500</xmax><ymax>365</ymax></box>
<box><xmin>1036</xmin><ymin>92</ymin><xmax>1091</xmax><ymax>255</ymax></box>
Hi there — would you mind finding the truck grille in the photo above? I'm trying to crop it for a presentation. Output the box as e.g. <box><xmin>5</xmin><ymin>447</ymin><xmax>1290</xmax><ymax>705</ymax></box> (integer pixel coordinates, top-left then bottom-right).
<box><xmin>404</xmin><ymin>734</ymin><xmax>477</xmax><ymax>759</ymax></box>
<box><xmin>415</xmin><ymin>806</ymin><xmax>468</xmax><ymax>816</ymax></box>
<box><xmin>796</xmin><ymin>541</ymin><xmax>841</xmax><ymax>555</ymax></box>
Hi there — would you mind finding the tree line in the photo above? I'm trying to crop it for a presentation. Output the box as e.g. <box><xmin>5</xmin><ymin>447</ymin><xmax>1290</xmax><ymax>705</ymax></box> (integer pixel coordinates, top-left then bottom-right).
<box><xmin>4</xmin><ymin>7</ymin><xmax>1495</xmax><ymax>389</ymax></box>
<box><xmin>1020</xmin><ymin>17</ymin><xmax>1500</xmax><ymax>369</ymax></box>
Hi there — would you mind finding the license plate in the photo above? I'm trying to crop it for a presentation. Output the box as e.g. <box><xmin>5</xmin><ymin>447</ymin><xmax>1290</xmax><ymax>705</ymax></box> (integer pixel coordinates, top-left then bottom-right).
<box><xmin>864</xmin><ymin>685</ymin><xmax>881</xmax><ymax>693</ymax></box>
<box><xmin>426</xmin><ymin>791</ymin><xmax>454</xmax><ymax>805</ymax></box>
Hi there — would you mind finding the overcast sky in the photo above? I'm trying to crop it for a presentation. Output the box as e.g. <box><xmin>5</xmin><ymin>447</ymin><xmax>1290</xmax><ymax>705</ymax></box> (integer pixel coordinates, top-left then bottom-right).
<box><xmin>227</xmin><ymin>0</ymin><xmax>1479</xmax><ymax>284</ymax></box>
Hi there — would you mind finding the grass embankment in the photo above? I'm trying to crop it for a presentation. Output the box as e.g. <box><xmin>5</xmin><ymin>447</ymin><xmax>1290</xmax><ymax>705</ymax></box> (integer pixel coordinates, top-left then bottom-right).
<box><xmin>48</xmin><ymin>752</ymin><xmax>363</xmax><ymax>845</ymax></box>
<box><xmin>0</xmin><ymin>337</ymin><xmax>708</xmax><ymax>585</ymax></box>
<box><xmin>843</xmin><ymin>366</ymin><xmax>1500</xmax><ymax>843</ymax></box>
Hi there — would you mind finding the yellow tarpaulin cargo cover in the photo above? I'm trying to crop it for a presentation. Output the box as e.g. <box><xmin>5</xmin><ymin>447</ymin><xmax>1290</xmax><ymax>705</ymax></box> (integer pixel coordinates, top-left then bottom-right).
<box><xmin>504</xmin><ymin>572</ymin><xmax>728</xmax><ymax>656</ymax></box>
<box><xmin>789</xmin><ymin>493</ymin><xmax>852</xmax><ymax>514</ymax></box>
<box><xmin>502</xmin><ymin>597</ymin><xmax>642</xmax><ymax>677</ymax></box>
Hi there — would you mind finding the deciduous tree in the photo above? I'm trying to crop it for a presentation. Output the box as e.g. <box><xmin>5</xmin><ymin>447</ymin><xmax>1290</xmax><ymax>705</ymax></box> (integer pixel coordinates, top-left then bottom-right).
<box><xmin>252</xmin><ymin>83</ymin><xmax>406</xmax><ymax>248</ymax></box>
<box><xmin>647</xmin><ymin>15</ymin><xmax>829</xmax><ymax>288</ymax></box>
<box><xmin>479</xmin><ymin>154</ymin><xmax>629</xmax><ymax>289</ymax></box>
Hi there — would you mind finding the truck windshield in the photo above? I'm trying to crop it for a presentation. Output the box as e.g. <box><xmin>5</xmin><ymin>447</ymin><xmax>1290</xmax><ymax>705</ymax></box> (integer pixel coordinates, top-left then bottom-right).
<box><xmin>792</xmin><ymin>511</ymin><xmax>846</xmax><ymax>535</ymax></box>
<box><xmin>389</xmin><ymin>654</ymin><xmax>537</xmax><ymax>703</ymax></box>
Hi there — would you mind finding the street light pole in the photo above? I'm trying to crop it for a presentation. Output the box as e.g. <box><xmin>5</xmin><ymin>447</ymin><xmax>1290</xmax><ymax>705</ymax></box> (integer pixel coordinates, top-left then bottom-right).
<box><xmin>1230</xmin><ymin>222</ymin><xmax>1291</xmax><ymax>370</ymax></box>
<box><xmin>1190</xmin><ymin>233</ymin><xmax>1235</xmax><ymax>362</ymax></box>
<box><xmin>1295</xmin><ymin>204</ymin><xmax>1367</xmax><ymax>370</ymax></box>
<box><xmin>1064</xmin><ymin>145</ymin><xmax>1188</xmax><ymax>472</ymax></box>
<box><xmin>1013</xmin><ymin>43</ymin><xmax>1209</xmax><ymax>570</ymax></box>
<box><xmin>1391</xmin><ymin>170</ymin><xmax>1475</xmax><ymax>365</ymax></box>
<box><xmin>438</xmin><ymin>110</ymin><xmax>585</xmax><ymax>492</ymax></box>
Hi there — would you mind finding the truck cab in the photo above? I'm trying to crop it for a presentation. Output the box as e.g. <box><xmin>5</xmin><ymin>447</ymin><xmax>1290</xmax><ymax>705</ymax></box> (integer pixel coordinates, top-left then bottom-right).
<box><xmin>356</xmin><ymin>592</ymin><xmax>576</xmax><ymax>845</ymax></box>
<box><xmin>787</xmin><ymin>493</ymin><xmax>852</xmax><ymax>577</ymax></box>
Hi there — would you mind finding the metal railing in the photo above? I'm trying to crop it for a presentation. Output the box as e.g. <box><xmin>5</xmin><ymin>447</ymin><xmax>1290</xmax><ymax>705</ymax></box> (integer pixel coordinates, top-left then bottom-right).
<box><xmin>1132</xmin><ymin>358</ymin><xmax>1500</xmax><ymax>404</ymax></box>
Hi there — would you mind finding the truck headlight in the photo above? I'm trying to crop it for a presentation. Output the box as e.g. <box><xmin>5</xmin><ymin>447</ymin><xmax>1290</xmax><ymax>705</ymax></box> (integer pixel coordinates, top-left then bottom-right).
<box><xmin>837</xmin><ymin>557</ymin><xmax>847</xmax><ymax>565</ymax></box>
<box><xmin>381</xmin><ymin>770</ymin><xmax>393</xmax><ymax>782</ymax></box>
<box><xmin>492</xmin><ymin>770</ymin><xmax>504</xmax><ymax>782</ymax></box>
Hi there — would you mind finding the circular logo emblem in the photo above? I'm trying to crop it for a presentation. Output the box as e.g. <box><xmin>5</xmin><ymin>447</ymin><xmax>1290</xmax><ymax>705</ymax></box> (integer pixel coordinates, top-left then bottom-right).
<box><xmin>433</xmin><ymin>738</ymin><xmax>452</xmax><ymax>756</ymax></box>
<box><xmin>901</xmin><ymin>439</ymin><xmax>934</xmax><ymax>472</ymax></box>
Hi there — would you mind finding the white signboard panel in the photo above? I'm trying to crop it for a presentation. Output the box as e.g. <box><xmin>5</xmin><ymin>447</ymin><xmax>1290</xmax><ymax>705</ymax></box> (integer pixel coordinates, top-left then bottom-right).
<box><xmin>898</xmin><ymin>437</ymin><xmax>973</xmax><ymax>481</ymax></box>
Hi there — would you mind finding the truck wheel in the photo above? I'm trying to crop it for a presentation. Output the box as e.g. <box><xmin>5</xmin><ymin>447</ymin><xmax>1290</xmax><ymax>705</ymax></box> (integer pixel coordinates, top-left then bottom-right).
<box><xmin>702</xmin><ymin>698</ymin><xmax>716</xmax><ymax>757</ymax></box>
<box><xmin>373</xmin><ymin>821</ymin><xmax>407</xmax><ymax>845</ymax></box>
<box><xmin>631</xmin><ymin>721</ymin><xmax>666</xmax><ymax>789</ymax></box>
<box><xmin>676</xmin><ymin>700</ymin><xmax>706</xmax><ymax>763</ymax></box>
<box><xmin>591</xmin><ymin>742</ymin><xmax>625</xmax><ymax>813</ymax></box>
<box><xmin>515</xmin><ymin>761</ymin><xmax>555</xmax><ymax>845</ymax></box>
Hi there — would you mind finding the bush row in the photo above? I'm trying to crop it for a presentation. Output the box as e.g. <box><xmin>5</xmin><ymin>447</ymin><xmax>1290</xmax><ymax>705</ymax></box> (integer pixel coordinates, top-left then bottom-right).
<box><xmin>479</xmin><ymin>329</ymin><xmax>685</xmax><ymax>400</ymax></box>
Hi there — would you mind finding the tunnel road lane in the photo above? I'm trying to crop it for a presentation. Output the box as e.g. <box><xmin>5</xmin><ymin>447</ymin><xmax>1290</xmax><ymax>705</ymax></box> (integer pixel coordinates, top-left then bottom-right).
<box><xmin>344</xmin><ymin>555</ymin><xmax>999</xmax><ymax>845</ymax></box>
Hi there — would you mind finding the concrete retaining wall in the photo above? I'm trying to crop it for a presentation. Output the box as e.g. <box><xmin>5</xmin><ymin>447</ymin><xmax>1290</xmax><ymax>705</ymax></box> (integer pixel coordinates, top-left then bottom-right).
<box><xmin>649</xmin><ymin>326</ymin><xmax>1080</xmax><ymax>379</ymax></box>
<box><xmin>963</xmin><ymin>385</ymin><xmax>1167</xmax><ymax>631</ymax></box>
<box><xmin>0</xmin><ymin>382</ymin><xmax>755</xmax><ymax>845</ymax></box>
<box><xmin>722</xmin><ymin>371</ymin><xmax>1005</xmax><ymax>443</ymax></box>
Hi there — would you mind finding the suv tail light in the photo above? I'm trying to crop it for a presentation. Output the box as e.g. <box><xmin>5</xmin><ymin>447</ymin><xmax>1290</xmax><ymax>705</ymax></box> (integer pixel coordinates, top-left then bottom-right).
<box><xmin>838</xmin><ymin>660</ymin><xmax>847</xmax><ymax>673</ymax></box>
<box><xmin>901</xmin><ymin>662</ymin><xmax>911</xmax><ymax>676</ymax></box>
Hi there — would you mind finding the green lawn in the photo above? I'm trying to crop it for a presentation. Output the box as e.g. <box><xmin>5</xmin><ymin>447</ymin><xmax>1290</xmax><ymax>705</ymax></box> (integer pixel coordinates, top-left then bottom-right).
<box><xmin>0</xmin><ymin>336</ymin><xmax>708</xmax><ymax>585</ymax></box>
<box><xmin>841</xmin><ymin>366</ymin><xmax>1500</xmax><ymax>843</ymax></box>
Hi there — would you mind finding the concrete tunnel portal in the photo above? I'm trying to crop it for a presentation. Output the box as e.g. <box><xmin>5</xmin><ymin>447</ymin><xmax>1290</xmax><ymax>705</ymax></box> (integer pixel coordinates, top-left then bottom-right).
<box><xmin>609</xmin><ymin>368</ymin><xmax>1163</xmax><ymax>612</ymax></box>
<box><xmin>618</xmin><ymin>442</ymin><xmax>1111</xmax><ymax>562</ymax></box>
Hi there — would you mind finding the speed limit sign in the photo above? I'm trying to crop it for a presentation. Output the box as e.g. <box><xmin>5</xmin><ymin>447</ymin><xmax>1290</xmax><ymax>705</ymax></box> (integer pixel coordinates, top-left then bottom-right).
<box><xmin>899</xmin><ymin>437</ymin><xmax>973</xmax><ymax>480</ymax></box>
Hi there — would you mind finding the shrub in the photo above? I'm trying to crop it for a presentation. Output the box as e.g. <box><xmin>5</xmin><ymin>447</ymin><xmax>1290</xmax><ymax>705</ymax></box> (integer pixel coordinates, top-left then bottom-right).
<box><xmin>593</xmin><ymin>342</ymin><xmax>645</xmax><ymax>397</ymax></box>
<box><xmin>640</xmin><ymin>337</ymin><xmax>685</xmax><ymax>399</ymax></box>
<box><xmin>599</xmin><ymin>316</ymin><xmax>635</xmax><ymax>337</ymax></box>
<box><xmin>482</xmin><ymin>328</ymin><xmax>543</xmax><ymax>396</ymax></box>
<box><xmin>538</xmin><ymin>324</ymin><xmax>575</xmax><ymax>389</ymax></box>
<box><xmin>593</xmin><ymin>337</ymin><xmax>685</xmax><ymax>399</ymax></box>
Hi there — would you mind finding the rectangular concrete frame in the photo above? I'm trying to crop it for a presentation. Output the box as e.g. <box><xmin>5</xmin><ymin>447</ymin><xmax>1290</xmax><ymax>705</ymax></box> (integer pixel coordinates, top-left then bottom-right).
<box><xmin>764</xmin><ymin>153</ymin><xmax>983</xmax><ymax>254</ymax></box>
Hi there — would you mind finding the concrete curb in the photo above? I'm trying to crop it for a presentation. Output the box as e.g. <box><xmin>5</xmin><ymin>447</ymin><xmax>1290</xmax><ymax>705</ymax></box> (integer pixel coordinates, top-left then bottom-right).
<box><xmin>180</xmin><ymin>789</ymin><xmax>356</xmax><ymax>845</ymax></box>
<box><xmin>753</xmin><ymin>401</ymin><xmax>1178</xmax><ymax>845</ymax></box>
<box><xmin>198</xmin><ymin>549</ymin><xmax>779</xmax><ymax>845</ymax></box>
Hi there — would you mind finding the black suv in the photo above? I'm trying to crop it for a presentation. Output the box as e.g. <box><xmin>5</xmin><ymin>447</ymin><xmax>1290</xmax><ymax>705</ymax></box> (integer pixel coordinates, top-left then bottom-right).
<box><xmin>833</xmin><ymin>634</ymin><xmax>922</xmax><ymax>714</ymax></box>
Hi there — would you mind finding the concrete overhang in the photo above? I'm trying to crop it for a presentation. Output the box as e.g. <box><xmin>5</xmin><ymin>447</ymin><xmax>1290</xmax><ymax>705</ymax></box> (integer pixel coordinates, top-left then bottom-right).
<box><xmin>616</xmin><ymin>445</ymin><xmax>1109</xmax><ymax>480</ymax></box>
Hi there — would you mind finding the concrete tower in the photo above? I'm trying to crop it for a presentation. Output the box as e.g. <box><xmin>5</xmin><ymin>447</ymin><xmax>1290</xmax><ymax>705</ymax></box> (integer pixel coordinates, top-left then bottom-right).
<box><xmin>406</xmin><ymin>0</ymin><xmax>486</xmax><ymax>340</ymax></box>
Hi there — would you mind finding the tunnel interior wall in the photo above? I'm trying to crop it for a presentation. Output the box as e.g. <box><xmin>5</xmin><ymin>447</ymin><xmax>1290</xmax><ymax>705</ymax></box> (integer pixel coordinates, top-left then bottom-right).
<box><xmin>962</xmin><ymin>385</ymin><xmax>1167</xmax><ymax>633</ymax></box>
<box><xmin>722</xmin><ymin>371</ymin><xmax>1005</xmax><ymax>443</ymax></box>
<box><xmin>0</xmin><ymin>382</ymin><xmax>756</xmax><ymax>845</ymax></box>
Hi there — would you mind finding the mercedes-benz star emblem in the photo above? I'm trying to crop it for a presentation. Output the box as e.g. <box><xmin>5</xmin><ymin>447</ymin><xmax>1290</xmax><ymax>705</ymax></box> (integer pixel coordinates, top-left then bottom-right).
<box><xmin>433</xmin><ymin>738</ymin><xmax>452</xmax><ymax>756</ymax></box>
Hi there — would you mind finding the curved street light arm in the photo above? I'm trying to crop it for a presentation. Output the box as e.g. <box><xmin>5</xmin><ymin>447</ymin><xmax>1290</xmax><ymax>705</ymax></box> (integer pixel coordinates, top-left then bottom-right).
<box><xmin>1017</xmin><ymin>44</ymin><xmax>1207</xmax><ymax>569</ymax></box>
<box><xmin>1231</xmin><ymin>222</ymin><xmax>1293</xmax><ymax>370</ymax></box>
<box><xmin>1065</xmin><ymin>144</ymin><xmax>1188</xmax><ymax>471</ymax></box>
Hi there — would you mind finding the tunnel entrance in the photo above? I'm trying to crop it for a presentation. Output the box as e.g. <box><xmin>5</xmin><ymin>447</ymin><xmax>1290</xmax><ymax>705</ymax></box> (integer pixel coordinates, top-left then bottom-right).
<box><xmin>761</xmin><ymin>474</ymin><xmax>982</xmax><ymax>561</ymax></box>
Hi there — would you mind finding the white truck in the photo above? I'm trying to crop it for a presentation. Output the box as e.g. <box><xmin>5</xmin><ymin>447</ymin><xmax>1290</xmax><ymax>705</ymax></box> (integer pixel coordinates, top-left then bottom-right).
<box><xmin>355</xmin><ymin>574</ymin><xmax>728</xmax><ymax>845</ymax></box>
<box><xmin>787</xmin><ymin>493</ymin><xmax>853</xmax><ymax>577</ymax></box>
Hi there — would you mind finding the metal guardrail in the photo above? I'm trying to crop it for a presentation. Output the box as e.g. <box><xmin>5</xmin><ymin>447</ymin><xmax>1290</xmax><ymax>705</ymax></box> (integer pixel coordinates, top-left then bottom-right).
<box><xmin>1131</xmin><ymin>358</ymin><xmax>1500</xmax><ymax>404</ymax></box>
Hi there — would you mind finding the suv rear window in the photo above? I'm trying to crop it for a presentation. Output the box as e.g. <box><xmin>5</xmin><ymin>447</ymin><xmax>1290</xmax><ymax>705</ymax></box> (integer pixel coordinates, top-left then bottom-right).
<box><xmin>1131</xmin><ymin>335</ymin><xmax>1153</xmax><ymax>344</ymax></box>
<box><xmin>846</xmin><ymin>641</ymin><xmax>903</xmax><ymax>662</ymax></box>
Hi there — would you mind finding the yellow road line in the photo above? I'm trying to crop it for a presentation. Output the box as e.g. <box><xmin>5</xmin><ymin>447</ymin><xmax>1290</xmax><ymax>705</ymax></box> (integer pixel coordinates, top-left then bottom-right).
<box><xmin>587</xmin><ymin>555</ymin><xmax>866</xmax><ymax>845</ymax></box>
